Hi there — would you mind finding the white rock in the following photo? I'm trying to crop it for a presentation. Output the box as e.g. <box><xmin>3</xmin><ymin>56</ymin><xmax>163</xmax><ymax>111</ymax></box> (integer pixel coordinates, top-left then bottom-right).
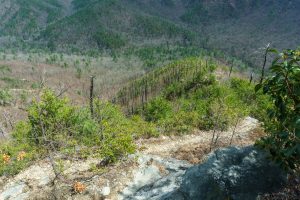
<box><xmin>0</xmin><ymin>182</ymin><xmax>29</xmax><ymax>200</ymax></box>
<box><xmin>101</xmin><ymin>186</ymin><xmax>111</xmax><ymax>196</ymax></box>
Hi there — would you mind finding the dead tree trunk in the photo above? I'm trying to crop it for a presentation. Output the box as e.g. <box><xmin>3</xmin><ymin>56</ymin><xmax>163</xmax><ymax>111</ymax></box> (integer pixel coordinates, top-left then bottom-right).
<box><xmin>90</xmin><ymin>76</ymin><xmax>95</xmax><ymax>118</ymax></box>
<box><xmin>229</xmin><ymin>117</ymin><xmax>240</xmax><ymax>145</ymax></box>
<box><xmin>249</xmin><ymin>72</ymin><xmax>254</xmax><ymax>84</ymax></box>
<box><xmin>229</xmin><ymin>65</ymin><xmax>233</xmax><ymax>77</ymax></box>
<box><xmin>260</xmin><ymin>44</ymin><xmax>270</xmax><ymax>84</ymax></box>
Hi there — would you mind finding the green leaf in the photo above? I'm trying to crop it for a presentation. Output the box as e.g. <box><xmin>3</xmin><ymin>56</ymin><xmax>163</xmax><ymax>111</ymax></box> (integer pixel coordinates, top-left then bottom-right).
<box><xmin>284</xmin><ymin>145</ymin><xmax>297</xmax><ymax>157</ymax></box>
<box><xmin>270</xmin><ymin>64</ymin><xmax>282</xmax><ymax>72</ymax></box>
<box><xmin>268</xmin><ymin>48</ymin><xmax>278</xmax><ymax>54</ymax></box>
<box><xmin>255</xmin><ymin>84</ymin><xmax>262</xmax><ymax>92</ymax></box>
<box><xmin>263</xmin><ymin>85</ymin><xmax>269</xmax><ymax>93</ymax></box>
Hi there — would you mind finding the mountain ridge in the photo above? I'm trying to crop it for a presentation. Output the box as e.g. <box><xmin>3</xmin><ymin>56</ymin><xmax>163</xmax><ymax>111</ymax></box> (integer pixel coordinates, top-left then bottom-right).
<box><xmin>0</xmin><ymin>0</ymin><xmax>299</xmax><ymax>67</ymax></box>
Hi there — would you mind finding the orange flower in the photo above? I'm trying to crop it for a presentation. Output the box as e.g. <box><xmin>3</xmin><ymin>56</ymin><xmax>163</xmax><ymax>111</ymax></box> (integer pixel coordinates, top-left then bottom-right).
<box><xmin>17</xmin><ymin>151</ymin><xmax>26</xmax><ymax>161</ymax></box>
<box><xmin>73</xmin><ymin>181</ymin><xmax>86</xmax><ymax>193</ymax></box>
<box><xmin>3</xmin><ymin>154</ymin><xmax>10</xmax><ymax>164</ymax></box>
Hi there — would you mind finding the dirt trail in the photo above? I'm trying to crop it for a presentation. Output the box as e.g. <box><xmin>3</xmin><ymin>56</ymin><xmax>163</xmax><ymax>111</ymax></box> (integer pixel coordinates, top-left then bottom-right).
<box><xmin>118</xmin><ymin>116</ymin><xmax>262</xmax><ymax>199</ymax></box>
<box><xmin>0</xmin><ymin>117</ymin><xmax>262</xmax><ymax>200</ymax></box>
<box><xmin>138</xmin><ymin>117</ymin><xmax>261</xmax><ymax>163</ymax></box>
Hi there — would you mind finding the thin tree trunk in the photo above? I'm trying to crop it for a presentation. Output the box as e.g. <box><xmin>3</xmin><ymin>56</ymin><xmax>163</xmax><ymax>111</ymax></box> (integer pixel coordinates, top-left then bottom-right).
<box><xmin>249</xmin><ymin>72</ymin><xmax>254</xmax><ymax>84</ymax></box>
<box><xmin>210</xmin><ymin>106</ymin><xmax>222</xmax><ymax>151</ymax></box>
<box><xmin>260</xmin><ymin>44</ymin><xmax>270</xmax><ymax>84</ymax></box>
<box><xmin>229</xmin><ymin>65</ymin><xmax>233</xmax><ymax>77</ymax></box>
<box><xmin>230</xmin><ymin>117</ymin><xmax>240</xmax><ymax>145</ymax></box>
<box><xmin>90</xmin><ymin>76</ymin><xmax>95</xmax><ymax>118</ymax></box>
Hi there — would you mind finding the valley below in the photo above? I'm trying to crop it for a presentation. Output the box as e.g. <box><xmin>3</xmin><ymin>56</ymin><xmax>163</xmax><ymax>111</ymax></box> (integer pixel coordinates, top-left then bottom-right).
<box><xmin>0</xmin><ymin>0</ymin><xmax>299</xmax><ymax>199</ymax></box>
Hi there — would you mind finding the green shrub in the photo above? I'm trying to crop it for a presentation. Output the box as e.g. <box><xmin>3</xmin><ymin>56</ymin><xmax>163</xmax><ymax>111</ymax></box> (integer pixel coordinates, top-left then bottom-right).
<box><xmin>164</xmin><ymin>82</ymin><xmax>185</xmax><ymax>100</ymax></box>
<box><xmin>93</xmin><ymin>101</ymin><xmax>136</xmax><ymax>161</ymax></box>
<box><xmin>1</xmin><ymin>77</ymin><xmax>24</xmax><ymax>88</ymax></box>
<box><xmin>144</xmin><ymin>97</ymin><xmax>172</xmax><ymax>122</ymax></box>
<box><xmin>159</xmin><ymin>110</ymin><xmax>199</xmax><ymax>134</ymax></box>
<box><xmin>130</xmin><ymin>115</ymin><xmax>159</xmax><ymax>138</ymax></box>
<box><xmin>0</xmin><ymin>141</ymin><xmax>38</xmax><ymax>176</ymax></box>
<box><xmin>0</xmin><ymin>89</ymin><xmax>12</xmax><ymax>106</ymax></box>
<box><xmin>100</xmin><ymin>122</ymin><xmax>135</xmax><ymax>162</ymax></box>
<box><xmin>256</xmin><ymin>48</ymin><xmax>300</xmax><ymax>170</ymax></box>
<box><xmin>1</xmin><ymin>90</ymin><xmax>154</xmax><ymax>175</ymax></box>
<box><xmin>0</xmin><ymin>65</ymin><xmax>11</xmax><ymax>74</ymax></box>
<box><xmin>229</xmin><ymin>78</ymin><xmax>273</xmax><ymax>121</ymax></box>
<box><xmin>1</xmin><ymin>121</ymin><xmax>39</xmax><ymax>176</ymax></box>
<box><xmin>27</xmin><ymin>90</ymin><xmax>76</xmax><ymax>146</ymax></box>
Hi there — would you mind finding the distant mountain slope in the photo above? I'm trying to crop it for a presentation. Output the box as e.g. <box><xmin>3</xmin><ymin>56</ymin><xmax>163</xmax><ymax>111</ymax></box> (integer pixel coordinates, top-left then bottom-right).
<box><xmin>0</xmin><ymin>0</ymin><xmax>299</xmax><ymax>67</ymax></box>
<box><xmin>40</xmin><ymin>0</ymin><xmax>194</xmax><ymax>52</ymax></box>
<box><xmin>0</xmin><ymin>0</ymin><xmax>73</xmax><ymax>38</ymax></box>
<box><xmin>180</xmin><ymin>0</ymin><xmax>300</xmax><ymax>65</ymax></box>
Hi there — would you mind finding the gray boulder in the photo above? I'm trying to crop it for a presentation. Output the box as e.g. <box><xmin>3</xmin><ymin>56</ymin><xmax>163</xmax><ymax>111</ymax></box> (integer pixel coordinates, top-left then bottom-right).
<box><xmin>119</xmin><ymin>154</ymin><xmax>192</xmax><ymax>200</ymax></box>
<box><xmin>162</xmin><ymin>146</ymin><xmax>287</xmax><ymax>200</ymax></box>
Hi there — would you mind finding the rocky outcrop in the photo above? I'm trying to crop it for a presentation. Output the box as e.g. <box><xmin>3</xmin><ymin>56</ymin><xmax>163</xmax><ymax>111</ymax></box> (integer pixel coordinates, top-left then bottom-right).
<box><xmin>119</xmin><ymin>154</ymin><xmax>192</xmax><ymax>200</ymax></box>
<box><xmin>0</xmin><ymin>146</ymin><xmax>287</xmax><ymax>200</ymax></box>
<box><xmin>162</xmin><ymin>146</ymin><xmax>287</xmax><ymax>200</ymax></box>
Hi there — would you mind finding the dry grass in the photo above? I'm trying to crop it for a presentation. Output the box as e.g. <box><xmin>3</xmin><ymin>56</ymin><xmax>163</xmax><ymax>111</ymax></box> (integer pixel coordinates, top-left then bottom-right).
<box><xmin>0</xmin><ymin>52</ymin><xmax>145</xmax><ymax>138</ymax></box>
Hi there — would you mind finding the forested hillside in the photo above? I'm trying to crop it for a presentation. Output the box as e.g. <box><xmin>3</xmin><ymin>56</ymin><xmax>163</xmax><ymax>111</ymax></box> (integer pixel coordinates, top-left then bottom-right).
<box><xmin>0</xmin><ymin>0</ymin><xmax>299</xmax><ymax>67</ymax></box>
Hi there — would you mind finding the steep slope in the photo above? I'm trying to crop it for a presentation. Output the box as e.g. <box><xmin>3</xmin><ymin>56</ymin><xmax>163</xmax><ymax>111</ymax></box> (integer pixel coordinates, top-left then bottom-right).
<box><xmin>181</xmin><ymin>0</ymin><xmax>300</xmax><ymax>66</ymax></box>
<box><xmin>0</xmin><ymin>0</ymin><xmax>73</xmax><ymax>39</ymax></box>
<box><xmin>0</xmin><ymin>0</ymin><xmax>299</xmax><ymax>67</ymax></box>
<box><xmin>132</xmin><ymin>0</ymin><xmax>300</xmax><ymax>66</ymax></box>
<box><xmin>40</xmin><ymin>0</ymin><xmax>194</xmax><ymax>52</ymax></box>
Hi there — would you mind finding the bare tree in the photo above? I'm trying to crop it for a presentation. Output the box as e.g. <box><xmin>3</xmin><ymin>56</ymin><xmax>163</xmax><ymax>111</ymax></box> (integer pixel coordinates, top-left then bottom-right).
<box><xmin>209</xmin><ymin>100</ymin><xmax>224</xmax><ymax>151</ymax></box>
<box><xmin>90</xmin><ymin>76</ymin><xmax>95</xmax><ymax>117</ymax></box>
<box><xmin>260</xmin><ymin>43</ymin><xmax>270</xmax><ymax>84</ymax></box>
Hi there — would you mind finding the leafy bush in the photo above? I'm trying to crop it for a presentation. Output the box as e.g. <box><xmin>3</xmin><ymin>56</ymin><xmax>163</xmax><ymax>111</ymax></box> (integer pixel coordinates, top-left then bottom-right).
<box><xmin>1</xmin><ymin>89</ymin><xmax>157</xmax><ymax>175</ymax></box>
<box><xmin>131</xmin><ymin>54</ymin><xmax>269</xmax><ymax>136</ymax></box>
<box><xmin>229</xmin><ymin>78</ymin><xmax>273</xmax><ymax>121</ymax></box>
<box><xmin>159</xmin><ymin>110</ymin><xmax>199</xmax><ymax>134</ymax></box>
<box><xmin>130</xmin><ymin>115</ymin><xmax>159</xmax><ymax>138</ymax></box>
<box><xmin>144</xmin><ymin>97</ymin><xmax>172</xmax><ymax>122</ymax></box>
<box><xmin>27</xmin><ymin>90</ymin><xmax>76</xmax><ymax>146</ymax></box>
<box><xmin>141</xmin><ymin>74</ymin><xmax>256</xmax><ymax>135</ymax></box>
<box><xmin>0</xmin><ymin>65</ymin><xmax>11</xmax><ymax>74</ymax></box>
<box><xmin>0</xmin><ymin>140</ymin><xmax>38</xmax><ymax>176</ymax></box>
<box><xmin>256</xmin><ymin>48</ymin><xmax>300</xmax><ymax>170</ymax></box>
<box><xmin>0</xmin><ymin>89</ymin><xmax>13</xmax><ymax>106</ymax></box>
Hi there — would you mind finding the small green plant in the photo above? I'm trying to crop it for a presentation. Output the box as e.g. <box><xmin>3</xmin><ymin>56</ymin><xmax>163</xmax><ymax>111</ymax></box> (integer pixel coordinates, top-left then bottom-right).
<box><xmin>0</xmin><ymin>89</ymin><xmax>12</xmax><ymax>106</ymax></box>
<box><xmin>130</xmin><ymin>115</ymin><xmax>159</xmax><ymax>138</ymax></box>
<box><xmin>144</xmin><ymin>97</ymin><xmax>172</xmax><ymax>122</ymax></box>
<box><xmin>0</xmin><ymin>65</ymin><xmax>11</xmax><ymax>74</ymax></box>
<box><xmin>31</xmin><ymin>82</ymin><xmax>41</xmax><ymax>89</ymax></box>
<box><xmin>1</xmin><ymin>77</ymin><xmax>24</xmax><ymax>88</ymax></box>
<box><xmin>45</xmin><ymin>54</ymin><xmax>59</xmax><ymax>64</ymax></box>
<box><xmin>256</xmin><ymin>48</ymin><xmax>300</xmax><ymax>170</ymax></box>
<box><xmin>19</xmin><ymin>91</ymin><xmax>29</xmax><ymax>104</ymax></box>
<box><xmin>76</xmin><ymin>67</ymin><xmax>82</xmax><ymax>79</ymax></box>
